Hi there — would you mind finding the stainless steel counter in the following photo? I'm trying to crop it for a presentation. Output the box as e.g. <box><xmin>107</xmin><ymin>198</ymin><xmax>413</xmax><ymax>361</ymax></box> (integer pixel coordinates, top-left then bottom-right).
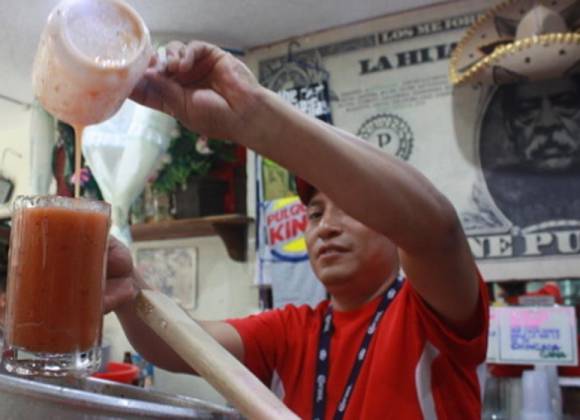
<box><xmin>0</xmin><ymin>372</ymin><xmax>241</xmax><ymax>419</ymax></box>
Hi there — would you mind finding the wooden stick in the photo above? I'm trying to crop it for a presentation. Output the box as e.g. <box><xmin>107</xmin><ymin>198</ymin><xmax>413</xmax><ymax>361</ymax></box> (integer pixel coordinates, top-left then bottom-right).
<box><xmin>136</xmin><ymin>289</ymin><xmax>299</xmax><ymax>420</ymax></box>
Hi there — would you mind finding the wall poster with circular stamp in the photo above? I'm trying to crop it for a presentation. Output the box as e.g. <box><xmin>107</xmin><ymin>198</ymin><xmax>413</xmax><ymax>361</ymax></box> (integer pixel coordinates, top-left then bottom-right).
<box><xmin>356</xmin><ymin>113</ymin><xmax>414</xmax><ymax>161</ymax></box>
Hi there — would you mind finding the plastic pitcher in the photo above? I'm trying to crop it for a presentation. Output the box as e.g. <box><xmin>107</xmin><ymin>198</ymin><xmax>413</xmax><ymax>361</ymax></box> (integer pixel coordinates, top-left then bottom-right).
<box><xmin>32</xmin><ymin>0</ymin><xmax>152</xmax><ymax>126</ymax></box>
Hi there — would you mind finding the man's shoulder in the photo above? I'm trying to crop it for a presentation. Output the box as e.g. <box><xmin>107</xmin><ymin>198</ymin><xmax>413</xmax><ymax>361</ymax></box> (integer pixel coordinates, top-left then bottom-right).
<box><xmin>275</xmin><ymin>300</ymin><xmax>329</xmax><ymax>324</ymax></box>
<box><xmin>229</xmin><ymin>300</ymin><xmax>329</xmax><ymax>331</ymax></box>
<box><xmin>229</xmin><ymin>301</ymin><xmax>328</xmax><ymax>342</ymax></box>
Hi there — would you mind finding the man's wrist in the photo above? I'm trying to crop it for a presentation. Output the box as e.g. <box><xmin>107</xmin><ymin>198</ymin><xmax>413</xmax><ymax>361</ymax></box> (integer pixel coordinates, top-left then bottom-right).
<box><xmin>235</xmin><ymin>86</ymin><xmax>279</xmax><ymax>148</ymax></box>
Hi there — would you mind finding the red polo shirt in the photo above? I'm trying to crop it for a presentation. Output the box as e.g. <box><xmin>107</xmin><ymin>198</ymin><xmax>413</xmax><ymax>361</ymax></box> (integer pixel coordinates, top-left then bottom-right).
<box><xmin>227</xmin><ymin>277</ymin><xmax>488</xmax><ymax>419</ymax></box>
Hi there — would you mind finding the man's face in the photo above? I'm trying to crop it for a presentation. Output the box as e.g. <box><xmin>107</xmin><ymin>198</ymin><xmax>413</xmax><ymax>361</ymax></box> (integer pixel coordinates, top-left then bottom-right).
<box><xmin>304</xmin><ymin>192</ymin><xmax>397</xmax><ymax>292</ymax></box>
<box><xmin>508</xmin><ymin>78</ymin><xmax>580</xmax><ymax>171</ymax></box>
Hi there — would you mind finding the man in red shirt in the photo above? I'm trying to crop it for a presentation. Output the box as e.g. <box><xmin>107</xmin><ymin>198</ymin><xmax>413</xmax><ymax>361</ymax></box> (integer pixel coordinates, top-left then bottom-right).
<box><xmin>105</xmin><ymin>40</ymin><xmax>488</xmax><ymax>419</ymax></box>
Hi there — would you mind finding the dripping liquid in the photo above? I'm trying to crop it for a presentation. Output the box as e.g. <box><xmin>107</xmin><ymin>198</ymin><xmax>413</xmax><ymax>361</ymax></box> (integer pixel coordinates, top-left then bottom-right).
<box><xmin>73</xmin><ymin>125</ymin><xmax>84</xmax><ymax>199</ymax></box>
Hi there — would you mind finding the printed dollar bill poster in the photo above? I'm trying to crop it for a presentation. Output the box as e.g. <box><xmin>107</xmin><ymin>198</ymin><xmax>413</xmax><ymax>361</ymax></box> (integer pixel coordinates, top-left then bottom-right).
<box><xmin>248</xmin><ymin>0</ymin><xmax>580</xmax><ymax>281</ymax></box>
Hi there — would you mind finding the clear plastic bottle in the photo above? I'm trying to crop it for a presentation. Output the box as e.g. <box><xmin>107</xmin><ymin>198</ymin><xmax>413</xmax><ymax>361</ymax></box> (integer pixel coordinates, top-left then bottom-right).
<box><xmin>482</xmin><ymin>375</ymin><xmax>509</xmax><ymax>420</ymax></box>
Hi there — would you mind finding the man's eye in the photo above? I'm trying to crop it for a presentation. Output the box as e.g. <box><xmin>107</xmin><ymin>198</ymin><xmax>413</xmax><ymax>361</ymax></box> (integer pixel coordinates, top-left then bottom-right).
<box><xmin>552</xmin><ymin>94</ymin><xmax>580</xmax><ymax>113</ymax></box>
<box><xmin>515</xmin><ymin>100</ymin><xmax>541</xmax><ymax>116</ymax></box>
<box><xmin>308</xmin><ymin>211</ymin><xmax>322</xmax><ymax>221</ymax></box>
<box><xmin>514</xmin><ymin>108</ymin><xmax>539</xmax><ymax>124</ymax></box>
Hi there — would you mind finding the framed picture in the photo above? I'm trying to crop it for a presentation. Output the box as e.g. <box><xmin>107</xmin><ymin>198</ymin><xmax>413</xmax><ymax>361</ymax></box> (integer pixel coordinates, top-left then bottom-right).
<box><xmin>131</xmin><ymin>239</ymin><xmax>198</xmax><ymax>310</ymax></box>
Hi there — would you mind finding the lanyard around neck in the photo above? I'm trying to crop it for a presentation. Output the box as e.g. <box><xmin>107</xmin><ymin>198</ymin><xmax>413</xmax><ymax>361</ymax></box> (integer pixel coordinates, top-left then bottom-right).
<box><xmin>312</xmin><ymin>276</ymin><xmax>404</xmax><ymax>420</ymax></box>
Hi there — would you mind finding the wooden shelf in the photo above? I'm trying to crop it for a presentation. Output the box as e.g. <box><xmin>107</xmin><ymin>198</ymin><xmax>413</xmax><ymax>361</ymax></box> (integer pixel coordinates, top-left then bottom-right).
<box><xmin>131</xmin><ymin>214</ymin><xmax>253</xmax><ymax>262</ymax></box>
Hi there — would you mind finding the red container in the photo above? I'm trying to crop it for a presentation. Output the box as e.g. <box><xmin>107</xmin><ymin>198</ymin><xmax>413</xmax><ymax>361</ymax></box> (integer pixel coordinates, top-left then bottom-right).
<box><xmin>92</xmin><ymin>362</ymin><xmax>139</xmax><ymax>384</ymax></box>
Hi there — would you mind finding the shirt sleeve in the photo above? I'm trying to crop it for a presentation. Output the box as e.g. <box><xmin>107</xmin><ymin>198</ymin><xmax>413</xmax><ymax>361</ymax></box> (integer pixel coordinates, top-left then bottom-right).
<box><xmin>226</xmin><ymin>308</ymin><xmax>288</xmax><ymax>386</ymax></box>
<box><xmin>407</xmin><ymin>271</ymin><xmax>490</xmax><ymax>366</ymax></box>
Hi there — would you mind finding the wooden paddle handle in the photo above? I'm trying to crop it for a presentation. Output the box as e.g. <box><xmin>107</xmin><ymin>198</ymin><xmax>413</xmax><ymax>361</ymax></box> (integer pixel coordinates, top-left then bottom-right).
<box><xmin>135</xmin><ymin>289</ymin><xmax>299</xmax><ymax>420</ymax></box>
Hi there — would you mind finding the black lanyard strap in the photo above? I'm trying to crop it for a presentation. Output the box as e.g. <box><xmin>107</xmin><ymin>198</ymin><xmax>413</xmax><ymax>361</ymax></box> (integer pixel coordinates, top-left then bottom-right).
<box><xmin>313</xmin><ymin>276</ymin><xmax>404</xmax><ymax>420</ymax></box>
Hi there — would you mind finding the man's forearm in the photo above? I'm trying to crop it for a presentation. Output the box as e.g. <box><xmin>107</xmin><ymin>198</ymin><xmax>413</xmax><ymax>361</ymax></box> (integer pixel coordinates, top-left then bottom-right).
<box><xmin>236</xmin><ymin>86</ymin><xmax>480</xmax><ymax>325</ymax></box>
<box><xmin>114</xmin><ymin>298</ymin><xmax>196</xmax><ymax>374</ymax></box>
<box><xmin>112</xmin><ymin>270</ymin><xmax>245</xmax><ymax>374</ymax></box>
<box><xmin>237</xmin><ymin>86</ymin><xmax>457</xmax><ymax>252</ymax></box>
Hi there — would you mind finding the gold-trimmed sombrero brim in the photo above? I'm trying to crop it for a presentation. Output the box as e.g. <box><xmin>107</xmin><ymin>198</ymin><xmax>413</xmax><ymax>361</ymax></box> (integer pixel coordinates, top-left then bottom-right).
<box><xmin>450</xmin><ymin>0</ymin><xmax>580</xmax><ymax>85</ymax></box>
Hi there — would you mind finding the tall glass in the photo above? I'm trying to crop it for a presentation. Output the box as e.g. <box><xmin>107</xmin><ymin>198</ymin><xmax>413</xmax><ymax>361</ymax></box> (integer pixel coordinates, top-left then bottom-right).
<box><xmin>2</xmin><ymin>196</ymin><xmax>111</xmax><ymax>377</ymax></box>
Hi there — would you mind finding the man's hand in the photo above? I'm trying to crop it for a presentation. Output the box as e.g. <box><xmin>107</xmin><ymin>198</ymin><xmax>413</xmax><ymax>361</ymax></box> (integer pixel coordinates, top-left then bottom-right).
<box><xmin>104</xmin><ymin>236</ymin><xmax>140</xmax><ymax>314</ymax></box>
<box><xmin>130</xmin><ymin>41</ymin><xmax>260</xmax><ymax>141</ymax></box>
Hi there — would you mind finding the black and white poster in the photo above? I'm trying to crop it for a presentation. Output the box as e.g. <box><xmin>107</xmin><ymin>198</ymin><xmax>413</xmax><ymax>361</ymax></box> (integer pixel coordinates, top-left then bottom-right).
<box><xmin>278</xmin><ymin>81</ymin><xmax>333</xmax><ymax>124</ymax></box>
<box><xmin>247</xmin><ymin>0</ymin><xmax>580</xmax><ymax>281</ymax></box>
<box><xmin>455</xmin><ymin>74</ymin><xmax>580</xmax><ymax>280</ymax></box>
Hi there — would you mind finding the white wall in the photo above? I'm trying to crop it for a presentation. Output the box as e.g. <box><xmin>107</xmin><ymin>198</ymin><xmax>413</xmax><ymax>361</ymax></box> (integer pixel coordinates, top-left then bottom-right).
<box><xmin>103</xmin><ymin>234</ymin><xmax>259</xmax><ymax>404</ymax></box>
<box><xmin>1</xmin><ymin>87</ymin><xmax>260</xmax><ymax>406</ymax></box>
<box><xmin>0</xmin><ymin>94</ymin><xmax>259</xmax><ymax>404</ymax></box>
<box><xmin>0</xmin><ymin>102</ymin><xmax>31</xmax><ymax>218</ymax></box>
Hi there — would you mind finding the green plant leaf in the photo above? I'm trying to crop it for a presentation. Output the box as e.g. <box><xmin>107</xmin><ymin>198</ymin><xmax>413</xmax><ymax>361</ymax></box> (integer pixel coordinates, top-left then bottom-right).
<box><xmin>151</xmin><ymin>123</ymin><xmax>236</xmax><ymax>194</ymax></box>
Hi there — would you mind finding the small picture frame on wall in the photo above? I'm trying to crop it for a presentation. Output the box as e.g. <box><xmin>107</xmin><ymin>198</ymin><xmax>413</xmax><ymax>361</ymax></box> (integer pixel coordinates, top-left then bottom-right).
<box><xmin>131</xmin><ymin>239</ymin><xmax>198</xmax><ymax>311</ymax></box>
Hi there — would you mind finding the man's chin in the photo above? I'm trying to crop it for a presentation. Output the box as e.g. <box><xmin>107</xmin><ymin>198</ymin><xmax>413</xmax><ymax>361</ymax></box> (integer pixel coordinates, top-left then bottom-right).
<box><xmin>316</xmin><ymin>270</ymin><xmax>352</xmax><ymax>290</ymax></box>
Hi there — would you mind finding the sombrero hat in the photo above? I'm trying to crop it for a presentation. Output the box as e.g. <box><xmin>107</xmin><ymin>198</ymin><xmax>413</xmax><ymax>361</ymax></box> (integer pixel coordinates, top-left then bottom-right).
<box><xmin>450</xmin><ymin>0</ymin><xmax>580</xmax><ymax>86</ymax></box>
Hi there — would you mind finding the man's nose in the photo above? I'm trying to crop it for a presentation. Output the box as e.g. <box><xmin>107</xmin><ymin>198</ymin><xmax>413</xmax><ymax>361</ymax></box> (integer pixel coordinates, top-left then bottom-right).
<box><xmin>317</xmin><ymin>207</ymin><xmax>343</xmax><ymax>239</ymax></box>
<box><xmin>538</xmin><ymin>97</ymin><xmax>559</xmax><ymax>128</ymax></box>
